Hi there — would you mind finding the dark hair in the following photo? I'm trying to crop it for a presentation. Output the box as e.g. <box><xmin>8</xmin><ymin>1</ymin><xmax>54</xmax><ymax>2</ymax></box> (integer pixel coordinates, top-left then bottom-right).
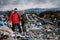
<box><xmin>14</xmin><ymin>8</ymin><xmax>17</xmax><ymax>10</ymax></box>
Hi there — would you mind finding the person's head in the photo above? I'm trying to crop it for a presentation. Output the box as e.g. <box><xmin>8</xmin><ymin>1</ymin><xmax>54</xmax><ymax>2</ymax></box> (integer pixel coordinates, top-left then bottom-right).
<box><xmin>14</xmin><ymin>8</ymin><xmax>18</xmax><ymax>13</ymax></box>
<box><xmin>22</xmin><ymin>9</ymin><xmax>24</xmax><ymax>14</ymax></box>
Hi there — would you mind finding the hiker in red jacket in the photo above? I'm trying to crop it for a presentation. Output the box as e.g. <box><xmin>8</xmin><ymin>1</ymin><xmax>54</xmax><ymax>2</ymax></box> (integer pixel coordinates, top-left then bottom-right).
<box><xmin>10</xmin><ymin>8</ymin><xmax>22</xmax><ymax>34</ymax></box>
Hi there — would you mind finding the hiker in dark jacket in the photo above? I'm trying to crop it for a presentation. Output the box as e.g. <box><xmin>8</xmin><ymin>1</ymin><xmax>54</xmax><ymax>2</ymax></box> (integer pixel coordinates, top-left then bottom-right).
<box><xmin>21</xmin><ymin>10</ymin><xmax>29</xmax><ymax>34</ymax></box>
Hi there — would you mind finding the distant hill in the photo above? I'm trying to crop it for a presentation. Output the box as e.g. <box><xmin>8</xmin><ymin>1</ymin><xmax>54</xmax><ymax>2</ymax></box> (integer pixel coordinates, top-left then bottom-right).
<box><xmin>0</xmin><ymin>11</ymin><xmax>6</xmax><ymax>14</ymax></box>
<box><xmin>22</xmin><ymin>8</ymin><xmax>60</xmax><ymax>14</ymax></box>
<box><xmin>0</xmin><ymin>8</ymin><xmax>60</xmax><ymax>15</ymax></box>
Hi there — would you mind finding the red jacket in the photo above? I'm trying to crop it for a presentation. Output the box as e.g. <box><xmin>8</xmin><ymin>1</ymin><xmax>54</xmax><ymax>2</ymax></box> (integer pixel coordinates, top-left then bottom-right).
<box><xmin>10</xmin><ymin>12</ymin><xmax>21</xmax><ymax>24</ymax></box>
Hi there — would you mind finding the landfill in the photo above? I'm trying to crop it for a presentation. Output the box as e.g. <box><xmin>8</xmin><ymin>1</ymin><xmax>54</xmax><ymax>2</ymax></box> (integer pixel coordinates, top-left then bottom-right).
<box><xmin>0</xmin><ymin>14</ymin><xmax>60</xmax><ymax>40</ymax></box>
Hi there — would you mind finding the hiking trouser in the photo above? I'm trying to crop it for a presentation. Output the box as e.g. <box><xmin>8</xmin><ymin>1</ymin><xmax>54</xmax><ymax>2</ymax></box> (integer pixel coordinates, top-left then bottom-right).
<box><xmin>12</xmin><ymin>23</ymin><xmax>22</xmax><ymax>33</ymax></box>
<box><xmin>22</xmin><ymin>21</ymin><xmax>26</xmax><ymax>32</ymax></box>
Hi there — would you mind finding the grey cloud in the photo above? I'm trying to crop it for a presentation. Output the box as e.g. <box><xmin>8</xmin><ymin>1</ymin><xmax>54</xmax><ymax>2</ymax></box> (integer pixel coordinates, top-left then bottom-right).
<box><xmin>0</xmin><ymin>0</ymin><xmax>22</xmax><ymax>5</ymax></box>
<box><xmin>26</xmin><ymin>0</ymin><xmax>60</xmax><ymax>7</ymax></box>
<box><xmin>0</xmin><ymin>0</ymin><xmax>60</xmax><ymax>11</ymax></box>
<box><xmin>0</xmin><ymin>0</ymin><xmax>8</xmax><ymax>5</ymax></box>
<box><xmin>0</xmin><ymin>0</ymin><xmax>60</xmax><ymax>6</ymax></box>
<box><xmin>0</xmin><ymin>0</ymin><xmax>52</xmax><ymax>5</ymax></box>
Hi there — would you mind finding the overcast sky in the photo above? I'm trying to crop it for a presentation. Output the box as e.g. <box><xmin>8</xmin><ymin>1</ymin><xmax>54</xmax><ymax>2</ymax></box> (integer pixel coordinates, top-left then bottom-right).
<box><xmin>0</xmin><ymin>0</ymin><xmax>60</xmax><ymax>11</ymax></box>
